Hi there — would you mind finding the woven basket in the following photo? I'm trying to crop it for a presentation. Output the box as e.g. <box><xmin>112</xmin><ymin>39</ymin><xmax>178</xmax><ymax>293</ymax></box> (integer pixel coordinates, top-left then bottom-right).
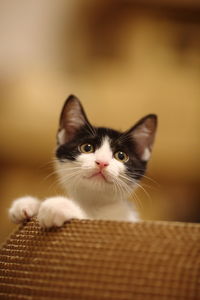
<box><xmin>0</xmin><ymin>219</ymin><xmax>200</xmax><ymax>299</ymax></box>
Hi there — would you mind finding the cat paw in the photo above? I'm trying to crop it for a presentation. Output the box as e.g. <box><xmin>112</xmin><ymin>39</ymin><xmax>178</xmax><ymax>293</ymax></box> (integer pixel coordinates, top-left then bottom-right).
<box><xmin>9</xmin><ymin>196</ymin><xmax>40</xmax><ymax>224</ymax></box>
<box><xmin>37</xmin><ymin>196</ymin><xmax>85</xmax><ymax>228</ymax></box>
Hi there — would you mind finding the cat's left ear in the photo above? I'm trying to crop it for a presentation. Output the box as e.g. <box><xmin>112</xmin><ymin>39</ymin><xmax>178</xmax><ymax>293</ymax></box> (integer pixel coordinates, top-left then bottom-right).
<box><xmin>127</xmin><ymin>114</ymin><xmax>157</xmax><ymax>161</ymax></box>
<box><xmin>57</xmin><ymin>95</ymin><xmax>91</xmax><ymax>145</ymax></box>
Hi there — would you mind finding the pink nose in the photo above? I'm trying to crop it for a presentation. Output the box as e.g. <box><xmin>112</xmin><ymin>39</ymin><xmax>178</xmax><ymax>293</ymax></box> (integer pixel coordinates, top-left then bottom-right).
<box><xmin>95</xmin><ymin>161</ymin><xmax>109</xmax><ymax>169</ymax></box>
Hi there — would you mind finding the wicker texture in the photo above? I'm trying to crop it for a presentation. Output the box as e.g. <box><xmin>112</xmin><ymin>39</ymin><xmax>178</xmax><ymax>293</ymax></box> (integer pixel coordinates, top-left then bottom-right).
<box><xmin>0</xmin><ymin>219</ymin><xmax>200</xmax><ymax>300</ymax></box>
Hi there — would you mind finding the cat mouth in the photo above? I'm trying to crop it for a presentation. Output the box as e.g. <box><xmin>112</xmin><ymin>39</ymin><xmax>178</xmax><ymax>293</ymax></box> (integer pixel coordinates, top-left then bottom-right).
<box><xmin>84</xmin><ymin>172</ymin><xmax>112</xmax><ymax>184</ymax></box>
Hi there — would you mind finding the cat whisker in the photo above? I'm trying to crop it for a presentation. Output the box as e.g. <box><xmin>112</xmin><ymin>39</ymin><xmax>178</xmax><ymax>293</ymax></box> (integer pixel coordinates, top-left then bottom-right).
<box><xmin>119</xmin><ymin>174</ymin><xmax>136</xmax><ymax>185</ymax></box>
<box><xmin>113</xmin><ymin>176</ymin><xmax>133</xmax><ymax>201</ymax></box>
<box><xmin>118</xmin><ymin>173</ymin><xmax>150</xmax><ymax>210</ymax></box>
<box><xmin>114</xmin><ymin>180</ymin><xmax>125</xmax><ymax>202</ymax></box>
<box><xmin>134</xmin><ymin>181</ymin><xmax>152</xmax><ymax>204</ymax></box>
<box><xmin>133</xmin><ymin>171</ymin><xmax>160</xmax><ymax>187</ymax></box>
<box><xmin>57</xmin><ymin>173</ymin><xmax>80</xmax><ymax>188</ymax></box>
<box><xmin>139</xmin><ymin>182</ymin><xmax>159</xmax><ymax>192</ymax></box>
<box><xmin>130</xmin><ymin>191</ymin><xmax>144</xmax><ymax>211</ymax></box>
<box><xmin>43</xmin><ymin>168</ymin><xmax>61</xmax><ymax>182</ymax></box>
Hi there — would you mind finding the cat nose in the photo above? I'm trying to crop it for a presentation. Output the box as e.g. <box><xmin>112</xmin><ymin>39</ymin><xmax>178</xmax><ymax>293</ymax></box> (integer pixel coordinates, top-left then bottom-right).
<box><xmin>95</xmin><ymin>161</ymin><xmax>109</xmax><ymax>169</ymax></box>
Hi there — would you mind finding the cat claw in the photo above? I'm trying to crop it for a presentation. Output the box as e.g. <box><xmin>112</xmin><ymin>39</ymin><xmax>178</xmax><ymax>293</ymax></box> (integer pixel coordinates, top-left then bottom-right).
<box><xmin>9</xmin><ymin>196</ymin><xmax>40</xmax><ymax>224</ymax></box>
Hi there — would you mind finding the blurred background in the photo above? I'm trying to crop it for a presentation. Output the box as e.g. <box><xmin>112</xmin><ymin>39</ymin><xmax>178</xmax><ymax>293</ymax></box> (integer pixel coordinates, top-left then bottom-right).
<box><xmin>0</xmin><ymin>0</ymin><xmax>200</xmax><ymax>243</ymax></box>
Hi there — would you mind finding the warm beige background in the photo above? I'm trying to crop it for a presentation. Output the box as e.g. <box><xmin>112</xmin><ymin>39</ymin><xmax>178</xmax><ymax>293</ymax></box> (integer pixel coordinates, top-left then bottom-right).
<box><xmin>0</xmin><ymin>0</ymin><xmax>200</xmax><ymax>243</ymax></box>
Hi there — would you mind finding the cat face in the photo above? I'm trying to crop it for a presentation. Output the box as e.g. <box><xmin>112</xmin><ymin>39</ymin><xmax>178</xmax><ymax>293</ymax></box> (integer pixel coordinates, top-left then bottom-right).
<box><xmin>56</xmin><ymin>95</ymin><xmax>157</xmax><ymax>194</ymax></box>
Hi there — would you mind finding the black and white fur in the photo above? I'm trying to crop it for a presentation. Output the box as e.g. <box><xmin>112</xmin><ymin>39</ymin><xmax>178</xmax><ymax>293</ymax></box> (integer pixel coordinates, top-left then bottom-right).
<box><xmin>9</xmin><ymin>95</ymin><xmax>157</xmax><ymax>227</ymax></box>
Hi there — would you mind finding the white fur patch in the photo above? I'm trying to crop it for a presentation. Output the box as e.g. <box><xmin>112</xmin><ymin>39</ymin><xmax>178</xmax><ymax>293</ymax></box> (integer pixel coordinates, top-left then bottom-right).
<box><xmin>76</xmin><ymin>137</ymin><xmax>113</xmax><ymax>168</ymax></box>
<box><xmin>95</xmin><ymin>137</ymin><xmax>113</xmax><ymax>163</ymax></box>
<box><xmin>141</xmin><ymin>148</ymin><xmax>151</xmax><ymax>161</ymax></box>
<box><xmin>57</xmin><ymin>128</ymin><xmax>66</xmax><ymax>144</ymax></box>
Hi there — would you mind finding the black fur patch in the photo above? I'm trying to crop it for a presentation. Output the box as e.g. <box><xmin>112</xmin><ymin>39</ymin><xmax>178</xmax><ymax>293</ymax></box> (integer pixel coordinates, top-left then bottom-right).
<box><xmin>56</xmin><ymin>125</ymin><xmax>147</xmax><ymax>180</ymax></box>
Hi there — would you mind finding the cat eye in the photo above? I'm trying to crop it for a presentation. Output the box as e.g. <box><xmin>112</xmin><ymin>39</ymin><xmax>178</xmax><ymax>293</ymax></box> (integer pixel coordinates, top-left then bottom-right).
<box><xmin>79</xmin><ymin>143</ymin><xmax>94</xmax><ymax>154</ymax></box>
<box><xmin>114</xmin><ymin>151</ymin><xmax>129</xmax><ymax>162</ymax></box>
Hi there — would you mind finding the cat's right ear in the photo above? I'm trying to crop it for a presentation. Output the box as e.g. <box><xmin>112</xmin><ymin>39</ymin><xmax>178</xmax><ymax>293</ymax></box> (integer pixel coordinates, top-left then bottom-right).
<box><xmin>57</xmin><ymin>95</ymin><xmax>91</xmax><ymax>145</ymax></box>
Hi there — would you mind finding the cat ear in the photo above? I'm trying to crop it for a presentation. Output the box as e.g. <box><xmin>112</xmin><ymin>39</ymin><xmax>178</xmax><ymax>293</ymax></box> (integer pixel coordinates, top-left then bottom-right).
<box><xmin>57</xmin><ymin>95</ymin><xmax>91</xmax><ymax>145</ymax></box>
<box><xmin>127</xmin><ymin>114</ymin><xmax>157</xmax><ymax>161</ymax></box>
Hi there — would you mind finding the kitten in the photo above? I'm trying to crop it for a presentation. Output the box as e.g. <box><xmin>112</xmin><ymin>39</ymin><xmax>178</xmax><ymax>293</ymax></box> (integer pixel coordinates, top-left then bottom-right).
<box><xmin>9</xmin><ymin>95</ymin><xmax>157</xmax><ymax>227</ymax></box>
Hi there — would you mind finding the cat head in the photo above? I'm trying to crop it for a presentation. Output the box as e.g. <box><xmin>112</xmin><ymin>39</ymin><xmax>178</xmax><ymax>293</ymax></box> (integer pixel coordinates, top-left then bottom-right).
<box><xmin>56</xmin><ymin>95</ymin><xmax>157</xmax><ymax>195</ymax></box>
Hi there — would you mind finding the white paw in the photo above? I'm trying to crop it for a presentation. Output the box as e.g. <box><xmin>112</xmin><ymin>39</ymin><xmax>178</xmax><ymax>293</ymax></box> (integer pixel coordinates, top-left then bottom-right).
<box><xmin>37</xmin><ymin>196</ymin><xmax>86</xmax><ymax>228</ymax></box>
<box><xmin>9</xmin><ymin>196</ymin><xmax>40</xmax><ymax>224</ymax></box>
